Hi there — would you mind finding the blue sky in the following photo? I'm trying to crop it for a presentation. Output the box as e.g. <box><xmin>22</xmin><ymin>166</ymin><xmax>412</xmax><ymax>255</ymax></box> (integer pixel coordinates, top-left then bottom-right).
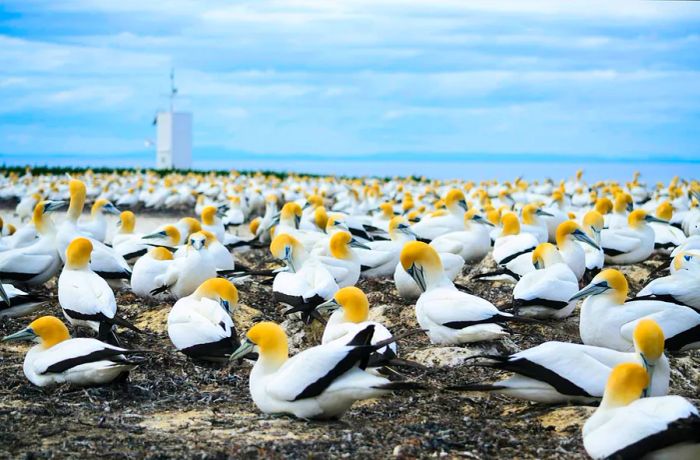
<box><xmin>1</xmin><ymin>0</ymin><xmax>700</xmax><ymax>168</ymax></box>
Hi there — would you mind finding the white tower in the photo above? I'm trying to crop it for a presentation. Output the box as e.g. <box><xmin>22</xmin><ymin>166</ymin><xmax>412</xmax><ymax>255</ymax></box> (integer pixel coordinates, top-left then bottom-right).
<box><xmin>156</xmin><ymin>70</ymin><xmax>192</xmax><ymax>169</ymax></box>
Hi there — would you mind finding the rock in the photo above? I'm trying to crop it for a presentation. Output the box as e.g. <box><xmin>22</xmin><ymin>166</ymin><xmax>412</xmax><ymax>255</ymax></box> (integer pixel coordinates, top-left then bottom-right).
<box><xmin>369</xmin><ymin>304</ymin><xmax>391</xmax><ymax>325</ymax></box>
<box><xmin>406</xmin><ymin>345</ymin><xmax>503</xmax><ymax>368</ymax></box>
<box><xmin>539</xmin><ymin>406</ymin><xmax>595</xmax><ymax>434</ymax></box>
<box><xmin>134</xmin><ymin>307</ymin><xmax>169</xmax><ymax>334</ymax></box>
<box><xmin>235</xmin><ymin>302</ymin><xmax>263</xmax><ymax>330</ymax></box>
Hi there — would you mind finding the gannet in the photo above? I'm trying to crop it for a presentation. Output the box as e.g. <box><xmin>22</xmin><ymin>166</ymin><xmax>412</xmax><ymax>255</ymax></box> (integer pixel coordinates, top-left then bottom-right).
<box><xmin>230</xmin><ymin>322</ymin><xmax>423</xmax><ymax>419</ymax></box>
<box><xmin>574</xmin><ymin>269</ymin><xmax>700</xmax><ymax>351</ymax></box>
<box><xmin>53</xmin><ymin>180</ymin><xmax>131</xmax><ymax>283</ymax></box>
<box><xmin>168</xmin><ymin>278</ymin><xmax>243</xmax><ymax>361</ymax></box>
<box><xmin>58</xmin><ymin>237</ymin><xmax>139</xmax><ymax>344</ymax></box>
<box><xmin>0</xmin><ymin>201</ymin><xmax>63</xmax><ymax>287</ymax></box>
<box><xmin>512</xmin><ymin>243</ymin><xmax>579</xmax><ymax>319</ymax></box>
<box><xmin>429</xmin><ymin>209</ymin><xmax>492</xmax><ymax>263</ymax></box>
<box><xmin>400</xmin><ymin>241</ymin><xmax>520</xmax><ymax>344</ymax></box>
<box><xmin>555</xmin><ymin>220</ymin><xmax>600</xmax><ymax>281</ymax></box>
<box><xmin>78</xmin><ymin>198</ymin><xmax>120</xmax><ymax>243</ymax></box>
<box><xmin>579</xmin><ymin>210</ymin><xmax>605</xmax><ymax>283</ymax></box>
<box><xmin>520</xmin><ymin>204</ymin><xmax>551</xmax><ymax>244</ymax></box>
<box><xmin>357</xmin><ymin>216</ymin><xmax>415</xmax><ymax>278</ymax></box>
<box><xmin>649</xmin><ymin>201</ymin><xmax>686</xmax><ymax>254</ymax></box>
<box><xmin>474</xmin><ymin>213</ymin><xmax>538</xmax><ymax>283</ymax></box>
<box><xmin>316</xmin><ymin>286</ymin><xmax>404</xmax><ymax>371</ymax></box>
<box><xmin>270</xmin><ymin>234</ymin><xmax>338</xmax><ymax>323</ymax></box>
<box><xmin>0</xmin><ymin>283</ymin><xmax>50</xmax><ymax>318</ymax></box>
<box><xmin>410</xmin><ymin>189</ymin><xmax>469</xmax><ymax>241</ymax></box>
<box><xmin>583</xmin><ymin>363</ymin><xmax>700</xmax><ymax>459</ymax></box>
<box><xmin>200</xmin><ymin>205</ymin><xmax>226</xmax><ymax>243</ymax></box>
<box><xmin>2</xmin><ymin>316</ymin><xmax>143</xmax><ymax>387</ymax></box>
<box><xmin>601</xmin><ymin>210</ymin><xmax>667</xmax><ymax>265</ymax></box>
<box><xmin>636</xmin><ymin>252</ymin><xmax>700</xmax><ymax>312</ymax></box>
<box><xmin>151</xmin><ymin>232</ymin><xmax>218</xmax><ymax>299</ymax></box>
<box><xmin>452</xmin><ymin>319</ymin><xmax>669</xmax><ymax>403</ymax></box>
<box><xmin>130</xmin><ymin>247</ymin><xmax>174</xmax><ymax>299</ymax></box>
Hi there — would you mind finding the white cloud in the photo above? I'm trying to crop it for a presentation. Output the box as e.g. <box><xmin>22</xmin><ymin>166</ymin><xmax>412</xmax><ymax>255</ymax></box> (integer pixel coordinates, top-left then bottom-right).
<box><xmin>1</xmin><ymin>0</ymin><xmax>699</xmax><ymax>160</ymax></box>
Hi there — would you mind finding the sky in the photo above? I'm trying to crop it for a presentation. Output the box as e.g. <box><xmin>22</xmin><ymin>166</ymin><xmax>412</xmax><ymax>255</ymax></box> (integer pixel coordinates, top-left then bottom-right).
<box><xmin>1</xmin><ymin>0</ymin><xmax>700</xmax><ymax>171</ymax></box>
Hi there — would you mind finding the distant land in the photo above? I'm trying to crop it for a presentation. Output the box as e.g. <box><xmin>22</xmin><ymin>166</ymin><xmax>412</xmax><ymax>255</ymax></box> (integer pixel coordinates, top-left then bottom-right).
<box><xmin>6</xmin><ymin>152</ymin><xmax>699</xmax><ymax>182</ymax></box>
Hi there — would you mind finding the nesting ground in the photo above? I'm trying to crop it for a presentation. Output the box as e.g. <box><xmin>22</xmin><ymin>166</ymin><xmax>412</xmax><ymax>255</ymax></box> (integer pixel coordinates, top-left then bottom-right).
<box><xmin>0</xmin><ymin>211</ymin><xmax>698</xmax><ymax>459</ymax></box>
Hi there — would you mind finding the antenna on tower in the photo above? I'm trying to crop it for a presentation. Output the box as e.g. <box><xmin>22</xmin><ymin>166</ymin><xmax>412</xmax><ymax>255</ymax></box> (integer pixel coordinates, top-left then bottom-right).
<box><xmin>169</xmin><ymin>68</ymin><xmax>178</xmax><ymax>112</ymax></box>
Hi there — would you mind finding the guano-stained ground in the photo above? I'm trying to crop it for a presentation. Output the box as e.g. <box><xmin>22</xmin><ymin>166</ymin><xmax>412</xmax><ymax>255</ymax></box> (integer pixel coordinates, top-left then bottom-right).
<box><xmin>0</xmin><ymin>218</ymin><xmax>698</xmax><ymax>459</ymax></box>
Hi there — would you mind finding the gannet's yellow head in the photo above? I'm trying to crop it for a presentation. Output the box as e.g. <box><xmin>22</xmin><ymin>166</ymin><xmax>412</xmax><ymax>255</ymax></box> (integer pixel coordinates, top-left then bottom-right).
<box><xmin>583</xmin><ymin>210</ymin><xmax>604</xmax><ymax>233</ymax></box>
<box><xmin>67</xmin><ymin>179</ymin><xmax>87</xmax><ymax>221</ymax></box>
<box><xmin>551</xmin><ymin>190</ymin><xmax>564</xmax><ymax>204</ymax></box>
<box><xmin>655</xmin><ymin>202</ymin><xmax>673</xmax><ymax>221</ymax></box>
<box><xmin>194</xmin><ymin>278</ymin><xmax>239</xmax><ymax>311</ymax></box>
<box><xmin>333</xmin><ymin>286</ymin><xmax>370</xmax><ymax>323</ymax></box>
<box><xmin>613</xmin><ymin>193</ymin><xmax>633</xmax><ymax>213</ymax></box>
<box><xmin>672</xmin><ymin>251</ymin><xmax>697</xmax><ymax>272</ymax></box>
<box><xmin>306</xmin><ymin>194</ymin><xmax>323</xmax><ymax>209</ymax></box>
<box><xmin>463</xmin><ymin>208</ymin><xmax>477</xmax><ymax>225</ymax></box>
<box><xmin>66</xmin><ymin>237</ymin><xmax>93</xmax><ymax>269</ymax></box>
<box><xmin>149</xmin><ymin>246</ymin><xmax>174</xmax><ymax>261</ymax></box>
<box><xmin>521</xmin><ymin>204</ymin><xmax>548</xmax><ymax>225</ymax></box>
<box><xmin>388</xmin><ymin>216</ymin><xmax>416</xmax><ymax>241</ymax></box>
<box><xmin>325</xmin><ymin>215</ymin><xmax>341</xmax><ymax>233</ymax></box>
<box><xmin>242</xmin><ymin>322</ymin><xmax>288</xmax><ymax>364</ymax></box>
<box><xmin>91</xmin><ymin>198</ymin><xmax>119</xmax><ymax>216</ymax></box>
<box><xmin>388</xmin><ymin>216</ymin><xmax>404</xmax><ymax>234</ymax></box>
<box><xmin>633</xmin><ymin>319</ymin><xmax>664</xmax><ymax>363</ymax></box>
<box><xmin>329</xmin><ymin>231</ymin><xmax>363</xmax><ymax>260</ymax></box>
<box><xmin>594</xmin><ymin>197</ymin><xmax>613</xmax><ymax>215</ymax></box>
<box><xmin>187</xmin><ymin>231</ymin><xmax>209</xmax><ymax>251</ymax></box>
<box><xmin>280</xmin><ymin>202</ymin><xmax>302</xmax><ymax>227</ymax></box>
<box><xmin>270</xmin><ymin>233</ymin><xmax>304</xmax><ymax>264</ymax></box>
<box><xmin>463</xmin><ymin>208</ymin><xmax>492</xmax><ymax>227</ymax></box>
<box><xmin>628</xmin><ymin>210</ymin><xmax>659</xmax><ymax>229</ymax></box>
<box><xmin>532</xmin><ymin>243</ymin><xmax>561</xmax><ymax>269</ymax></box>
<box><xmin>179</xmin><ymin>217</ymin><xmax>202</xmax><ymax>239</ymax></box>
<box><xmin>162</xmin><ymin>225</ymin><xmax>181</xmax><ymax>245</ymax></box>
<box><xmin>400</xmin><ymin>241</ymin><xmax>443</xmax><ymax>291</ymax></box>
<box><xmin>627</xmin><ymin>209</ymin><xmax>647</xmax><ymax>228</ymax></box>
<box><xmin>32</xmin><ymin>201</ymin><xmax>53</xmax><ymax>234</ymax></box>
<box><xmin>201</xmin><ymin>205</ymin><xmax>217</xmax><ymax>225</ymax></box>
<box><xmin>406</xmin><ymin>210</ymin><xmax>421</xmax><ymax>223</ymax></box>
<box><xmin>486</xmin><ymin>209</ymin><xmax>501</xmax><ymax>226</ymax></box>
<box><xmin>571</xmin><ymin>269</ymin><xmax>628</xmax><ymax>304</ymax></box>
<box><xmin>379</xmin><ymin>202</ymin><xmax>394</xmax><ymax>219</ymax></box>
<box><xmin>200</xmin><ymin>229</ymin><xmax>218</xmax><ymax>245</ymax></box>
<box><xmin>445</xmin><ymin>189</ymin><xmax>468</xmax><ymax>213</ymax></box>
<box><xmin>602</xmin><ymin>363</ymin><xmax>649</xmax><ymax>408</ymax></box>
<box><xmin>500</xmin><ymin>213</ymin><xmax>521</xmax><ymax>236</ymax></box>
<box><xmin>313</xmin><ymin>206</ymin><xmax>328</xmax><ymax>230</ymax></box>
<box><xmin>555</xmin><ymin>220</ymin><xmax>598</xmax><ymax>249</ymax></box>
<box><xmin>2</xmin><ymin>316</ymin><xmax>70</xmax><ymax>349</ymax></box>
<box><xmin>119</xmin><ymin>210</ymin><xmax>136</xmax><ymax>233</ymax></box>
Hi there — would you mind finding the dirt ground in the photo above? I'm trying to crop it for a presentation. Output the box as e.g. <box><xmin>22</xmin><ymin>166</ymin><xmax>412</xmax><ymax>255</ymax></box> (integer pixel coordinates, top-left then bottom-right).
<box><xmin>0</xmin><ymin>212</ymin><xmax>698</xmax><ymax>459</ymax></box>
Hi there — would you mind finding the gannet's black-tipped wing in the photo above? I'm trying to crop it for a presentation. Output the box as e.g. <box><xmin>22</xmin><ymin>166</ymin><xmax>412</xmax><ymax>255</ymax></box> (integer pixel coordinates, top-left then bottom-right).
<box><xmin>267</xmin><ymin>325</ymin><xmax>377</xmax><ymax>401</ymax></box>
<box><xmin>33</xmin><ymin>338</ymin><xmax>143</xmax><ymax>375</ymax></box>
